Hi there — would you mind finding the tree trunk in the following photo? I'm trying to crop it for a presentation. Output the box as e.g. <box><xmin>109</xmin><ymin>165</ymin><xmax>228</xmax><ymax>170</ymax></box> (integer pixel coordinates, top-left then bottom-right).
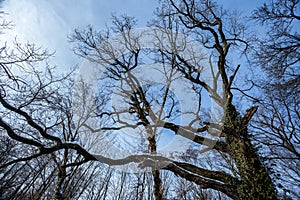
<box><xmin>225</xmin><ymin>103</ymin><xmax>277</xmax><ymax>199</ymax></box>
<box><xmin>148</xmin><ymin>129</ymin><xmax>163</xmax><ymax>200</ymax></box>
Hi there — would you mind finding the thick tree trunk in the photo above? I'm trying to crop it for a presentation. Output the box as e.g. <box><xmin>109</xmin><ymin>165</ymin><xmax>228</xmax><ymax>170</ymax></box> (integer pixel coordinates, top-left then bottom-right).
<box><xmin>225</xmin><ymin>103</ymin><xmax>277</xmax><ymax>200</ymax></box>
<box><xmin>230</xmin><ymin>138</ymin><xmax>277</xmax><ymax>199</ymax></box>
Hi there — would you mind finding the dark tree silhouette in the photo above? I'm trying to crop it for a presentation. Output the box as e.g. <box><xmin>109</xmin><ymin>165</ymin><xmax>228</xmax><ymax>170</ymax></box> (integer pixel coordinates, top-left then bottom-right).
<box><xmin>1</xmin><ymin>0</ymin><xmax>298</xmax><ymax>199</ymax></box>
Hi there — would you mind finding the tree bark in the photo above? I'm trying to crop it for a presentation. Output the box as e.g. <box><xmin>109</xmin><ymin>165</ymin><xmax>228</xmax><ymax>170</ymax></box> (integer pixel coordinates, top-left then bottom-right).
<box><xmin>225</xmin><ymin>103</ymin><xmax>277</xmax><ymax>199</ymax></box>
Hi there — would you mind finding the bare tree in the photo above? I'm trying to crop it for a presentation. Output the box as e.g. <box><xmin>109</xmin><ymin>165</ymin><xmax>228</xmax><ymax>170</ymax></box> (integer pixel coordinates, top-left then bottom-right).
<box><xmin>68</xmin><ymin>1</ymin><xmax>278</xmax><ymax>199</ymax></box>
<box><xmin>2</xmin><ymin>0</ymin><xmax>298</xmax><ymax>199</ymax></box>
<box><xmin>251</xmin><ymin>0</ymin><xmax>300</xmax><ymax>198</ymax></box>
<box><xmin>0</xmin><ymin>14</ymin><xmax>104</xmax><ymax>198</ymax></box>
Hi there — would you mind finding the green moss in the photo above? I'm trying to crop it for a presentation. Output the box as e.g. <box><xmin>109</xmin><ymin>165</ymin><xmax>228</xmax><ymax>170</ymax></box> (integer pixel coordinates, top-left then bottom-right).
<box><xmin>222</xmin><ymin>102</ymin><xmax>277</xmax><ymax>199</ymax></box>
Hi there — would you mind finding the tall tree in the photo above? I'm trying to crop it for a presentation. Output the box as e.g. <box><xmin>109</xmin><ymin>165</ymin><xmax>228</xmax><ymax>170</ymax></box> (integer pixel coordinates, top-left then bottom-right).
<box><xmin>69</xmin><ymin>1</ymin><xmax>277</xmax><ymax>199</ymax></box>
<box><xmin>2</xmin><ymin>0</ymin><xmax>298</xmax><ymax>199</ymax></box>
<box><xmin>251</xmin><ymin>0</ymin><xmax>300</xmax><ymax>198</ymax></box>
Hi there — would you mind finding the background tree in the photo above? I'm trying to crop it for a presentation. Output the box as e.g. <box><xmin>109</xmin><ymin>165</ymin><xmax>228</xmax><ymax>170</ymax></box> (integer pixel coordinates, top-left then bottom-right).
<box><xmin>250</xmin><ymin>0</ymin><xmax>300</xmax><ymax>198</ymax></box>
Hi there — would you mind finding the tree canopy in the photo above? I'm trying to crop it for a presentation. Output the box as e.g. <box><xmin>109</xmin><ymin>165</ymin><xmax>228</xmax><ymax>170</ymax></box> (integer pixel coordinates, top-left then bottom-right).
<box><xmin>0</xmin><ymin>0</ymin><xmax>299</xmax><ymax>199</ymax></box>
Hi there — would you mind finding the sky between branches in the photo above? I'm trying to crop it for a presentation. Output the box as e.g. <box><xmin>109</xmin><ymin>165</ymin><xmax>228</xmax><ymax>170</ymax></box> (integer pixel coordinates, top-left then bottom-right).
<box><xmin>1</xmin><ymin>0</ymin><xmax>260</xmax><ymax>71</ymax></box>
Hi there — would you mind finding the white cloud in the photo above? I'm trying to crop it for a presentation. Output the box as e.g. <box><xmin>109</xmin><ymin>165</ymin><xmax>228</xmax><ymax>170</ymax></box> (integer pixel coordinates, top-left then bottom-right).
<box><xmin>1</xmin><ymin>0</ymin><xmax>158</xmax><ymax>70</ymax></box>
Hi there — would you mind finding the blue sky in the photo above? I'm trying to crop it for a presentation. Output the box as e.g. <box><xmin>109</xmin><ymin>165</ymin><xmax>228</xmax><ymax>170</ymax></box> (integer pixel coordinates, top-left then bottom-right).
<box><xmin>0</xmin><ymin>0</ymin><xmax>261</xmax><ymax>70</ymax></box>
<box><xmin>0</xmin><ymin>0</ymin><xmax>270</xmax><ymax>169</ymax></box>
<box><xmin>0</xmin><ymin>0</ymin><xmax>159</xmax><ymax>70</ymax></box>
<box><xmin>0</xmin><ymin>0</ymin><xmax>263</xmax><ymax>151</ymax></box>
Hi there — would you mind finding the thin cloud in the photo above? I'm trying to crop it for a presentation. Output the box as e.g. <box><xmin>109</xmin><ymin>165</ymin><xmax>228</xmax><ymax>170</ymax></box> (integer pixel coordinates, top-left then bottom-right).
<box><xmin>1</xmin><ymin>0</ymin><xmax>158</xmax><ymax>70</ymax></box>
